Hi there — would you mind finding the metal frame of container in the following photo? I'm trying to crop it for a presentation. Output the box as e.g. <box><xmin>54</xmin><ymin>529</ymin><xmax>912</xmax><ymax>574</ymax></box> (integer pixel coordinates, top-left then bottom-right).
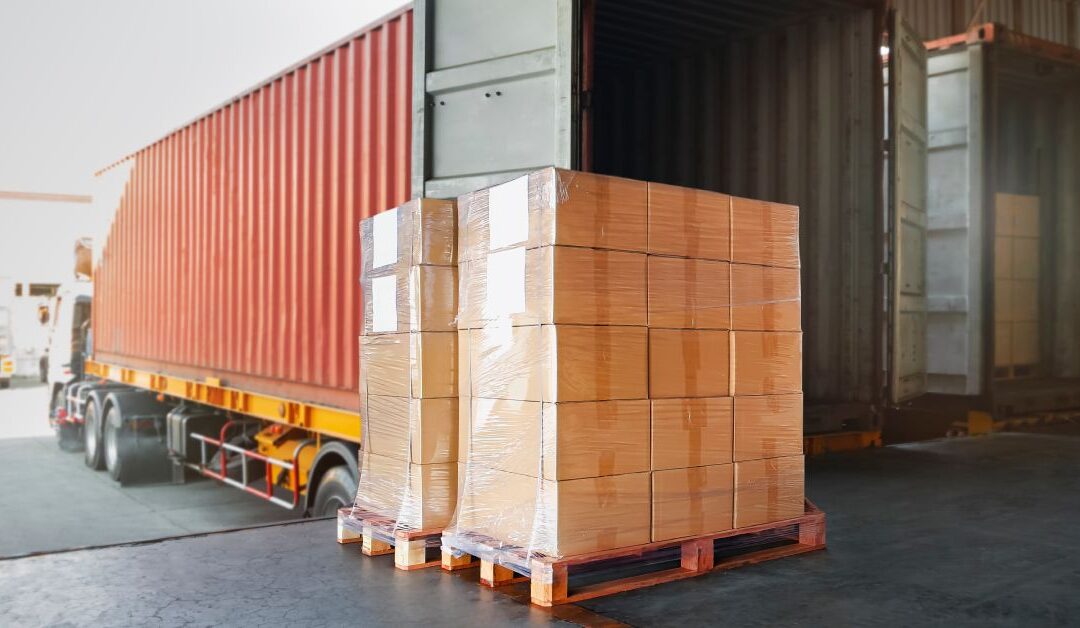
<box><xmin>919</xmin><ymin>23</ymin><xmax>1080</xmax><ymax>421</ymax></box>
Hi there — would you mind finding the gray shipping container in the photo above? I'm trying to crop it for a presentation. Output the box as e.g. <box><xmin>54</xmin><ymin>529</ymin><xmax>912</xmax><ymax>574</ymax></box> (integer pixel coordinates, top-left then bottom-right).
<box><xmin>923</xmin><ymin>25</ymin><xmax>1080</xmax><ymax>420</ymax></box>
<box><xmin>410</xmin><ymin>0</ymin><xmax>936</xmax><ymax>434</ymax></box>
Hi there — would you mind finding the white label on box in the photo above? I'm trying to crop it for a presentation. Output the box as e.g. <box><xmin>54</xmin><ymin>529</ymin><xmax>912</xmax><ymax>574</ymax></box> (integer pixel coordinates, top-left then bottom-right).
<box><xmin>370</xmin><ymin>275</ymin><xmax>398</xmax><ymax>332</ymax></box>
<box><xmin>371</xmin><ymin>209</ymin><xmax>398</xmax><ymax>268</ymax></box>
<box><xmin>488</xmin><ymin>175</ymin><xmax>529</xmax><ymax>250</ymax></box>
<box><xmin>485</xmin><ymin>247</ymin><xmax>526</xmax><ymax>318</ymax></box>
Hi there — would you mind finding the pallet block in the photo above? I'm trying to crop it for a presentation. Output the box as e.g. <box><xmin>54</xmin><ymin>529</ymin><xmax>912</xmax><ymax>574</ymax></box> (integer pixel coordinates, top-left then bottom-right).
<box><xmin>442</xmin><ymin>500</ymin><xmax>826</xmax><ymax>606</ymax></box>
<box><xmin>337</xmin><ymin>507</ymin><xmax>452</xmax><ymax>570</ymax></box>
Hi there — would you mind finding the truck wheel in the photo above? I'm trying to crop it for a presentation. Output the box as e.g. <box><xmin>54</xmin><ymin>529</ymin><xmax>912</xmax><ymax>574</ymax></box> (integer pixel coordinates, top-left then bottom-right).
<box><xmin>83</xmin><ymin>399</ymin><xmax>106</xmax><ymax>470</ymax></box>
<box><xmin>103</xmin><ymin>405</ymin><xmax>130</xmax><ymax>483</ymax></box>
<box><xmin>311</xmin><ymin>465</ymin><xmax>355</xmax><ymax>518</ymax></box>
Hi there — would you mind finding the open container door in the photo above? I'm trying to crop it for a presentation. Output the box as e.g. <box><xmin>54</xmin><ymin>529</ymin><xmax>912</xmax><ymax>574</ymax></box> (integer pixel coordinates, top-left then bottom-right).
<box><xmin>412</xmin><ymin>0</ymin><xmax>584</xmax><ymax>199</ymax></box>
<box><xmin>888</xmin><ymin>11</ymin><xmax>929</xmax><ymax>403</ymax></box>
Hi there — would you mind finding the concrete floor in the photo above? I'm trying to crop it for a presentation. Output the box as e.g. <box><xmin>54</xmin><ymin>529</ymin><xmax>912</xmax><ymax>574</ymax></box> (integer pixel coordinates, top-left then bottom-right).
<box><xmin>2</xmin><ymin>429</ymin><xmax>1078</xmax><ymax>626</ymax></box>
<box><xmin>0</xmin><ymin>379</ymin><xmax>297</xmax><ymax>558</ymax></box>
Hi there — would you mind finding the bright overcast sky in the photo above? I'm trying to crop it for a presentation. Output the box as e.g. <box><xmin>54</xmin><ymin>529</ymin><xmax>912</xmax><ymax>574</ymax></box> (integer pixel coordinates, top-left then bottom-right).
<box><xmin>0</xmin><ymin>0</ymin><xmax>408</xmax><ymax>194</ymax></box>
<box><xmin>0</xmin><ymin>0</ymin><xmax>407</xmax><ymax>284</ymax></box>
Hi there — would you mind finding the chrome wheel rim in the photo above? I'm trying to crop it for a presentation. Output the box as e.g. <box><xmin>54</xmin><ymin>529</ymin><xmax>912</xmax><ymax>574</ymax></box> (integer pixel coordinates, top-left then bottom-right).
<box><xmin>104</xmin><ymin>410</ymin><xmax>119</xmax><ymax>471</ymax></box>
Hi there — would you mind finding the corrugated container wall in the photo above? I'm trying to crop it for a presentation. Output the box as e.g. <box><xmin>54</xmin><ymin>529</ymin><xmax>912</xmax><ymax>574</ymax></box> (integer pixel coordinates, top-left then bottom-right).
<box><xmin>593</xmin><ymin>9</ymin><xmax>881</xmax><ymax>406</ymax></box>
<box><xmin>898</xmin><ymin>0</ymin><xmax>1080</xmax><ymax>46</ymax></box>
<box><xmin>92</xmin><ymin>9</ymin><xmax>413</xmax><ymax>412</ymax></box>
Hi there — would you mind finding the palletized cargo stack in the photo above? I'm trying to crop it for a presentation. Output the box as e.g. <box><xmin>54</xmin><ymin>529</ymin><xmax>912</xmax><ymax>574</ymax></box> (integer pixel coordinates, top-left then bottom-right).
<box><xmin>452</xmin><ymin>169</ymin><xmax>653</xmax><ymax>560</ymax></box>
<box><xmin>442</xmin><ymin>169</ymin><xmax>817</xmax><ymax>603</ymax></box>
<box><xmin>338</xmin><ymin>198</ymin><xmax>461</xmax><ymax>569</ymax></box>
<box><xmin>994</xmin><ymin>193</ymin><xmax>1040</xmax><ymax>379</ymax></box>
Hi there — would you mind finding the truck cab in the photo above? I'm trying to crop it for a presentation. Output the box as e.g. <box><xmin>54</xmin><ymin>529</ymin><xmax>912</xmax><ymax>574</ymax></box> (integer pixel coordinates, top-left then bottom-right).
<box><xmin>46</xmin><ymin>282</ymin><xmax>92</xmax><ymax>416</ymax></box>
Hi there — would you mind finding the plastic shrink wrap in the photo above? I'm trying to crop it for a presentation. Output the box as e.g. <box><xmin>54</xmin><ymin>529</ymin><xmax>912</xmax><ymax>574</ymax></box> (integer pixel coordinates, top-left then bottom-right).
<box><xmin>444</xmin><ymin>169</ymin><xmax>806</xmax><ymax>572</ymax></box>
<box><xmin>343</xmin><ymin>198</ymin><xmax>459</xmax><ymax>542</ymax></box>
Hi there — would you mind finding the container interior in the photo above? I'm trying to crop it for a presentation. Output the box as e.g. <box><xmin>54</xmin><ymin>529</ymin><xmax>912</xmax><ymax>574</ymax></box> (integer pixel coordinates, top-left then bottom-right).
<box><xmin>589</xmin><ymin>0</ymin><xmax>883</xmax><ymax>420</ymax></box>
<box><xmin>990</xmin><ymin>46</ymin><xmax>1080</xmax><ymax>413</ymax></box>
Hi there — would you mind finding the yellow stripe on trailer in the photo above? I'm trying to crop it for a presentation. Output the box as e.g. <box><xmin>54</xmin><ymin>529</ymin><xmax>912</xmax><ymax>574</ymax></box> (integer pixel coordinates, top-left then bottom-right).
<box><xmin>85</xmin><ymin>359</ymin><xmax>360</xmax><ymax>444</ymax></box>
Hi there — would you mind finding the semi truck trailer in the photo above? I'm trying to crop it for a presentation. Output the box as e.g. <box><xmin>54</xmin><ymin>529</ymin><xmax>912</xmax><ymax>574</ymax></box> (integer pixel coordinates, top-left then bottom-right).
<box><xmin>59</xmin><ymin>7</ymin><xmax>413</xmax><ymax>516</ymax></box>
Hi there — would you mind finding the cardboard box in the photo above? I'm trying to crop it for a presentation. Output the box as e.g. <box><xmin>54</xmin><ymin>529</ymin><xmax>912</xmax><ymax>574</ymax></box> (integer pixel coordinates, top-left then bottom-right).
<box><xmin>1012</xmin><ymin>321</ymin><xmax>1039</xmax><ymax>366</ymax></box>
<box><xmin>647</xmin><ymin>257</ymin><xmax>730</xmax><ymax>330</ymax></box>
<box><xmin>360</xmin><ymin>332</ymin><xmax>457</xmax><ymax>398</ymax></box>
<box><xmin>731</xmin><ymin>332</ymin><xmax>802</xmax><ymax>396</ymax></box>
<box><xmin>995</xmin><ymin>322</ymin><xmax>1012</xmax><ymax>368</ymax></box>
<box><xmin>731</xmin><ymin>197</ymin><xmax>800</xmax><ymax>268</ymax></box>
<box><xmin>733</xmin><ymin>394</ymin><xmax>803</xmax><ymax>462</ymax></box>
<box><xmin>731</xmin><ymin>264</ymin><xmax>801</xmax><ymax>331</ymax></box>
<box><xmin>363</xmin><ymin>395</ymin><xmax>457</xmax><ymax>465</ymax></box>
<box><xmin>996</xmin><ymin>193</ymin><xmax>1039</xmax><ymax>237</ymax></box>
<box><xmin>360</xmin><ymin>198</ymin><xmax>457</xmax><ymax>272</ymax></box>
<box><xmin>995</xmin><ymin>279</ymin><xmax>1038</xmax><ymax>323</ymax></box>
<box><xmin>467</xmin><ymin>325</ymin><xmax>648</xmax><ymax>402</ymax></box>
<box><xmin>362</xmin><ymin>265</ymin><xmax>458</xmax><ymax>334</ymax></box>
<box><xmin>649</xmin><ymin>329</ymin><xmax>730</xmax><ymax>398</ymax></box>
<box><xmin>1012</xmin><ymin>237</ymin><xmax>1039</xmax><ymax>280</ymax></box>
<box><xmin>733</xmin><ymin>455</ymin><xmax>804</xmax><ymax>528</ymax></box>
<box><xmin>651</xmin><ymin>464</ymin><xmax>734</xmax><ymax>541</ymax></box>
<box><xmin>465</xmin><ymin>398</ymin><xmax>650</xmax><ymax>480</ymax></box>
<box><xmin>458</xmin><ymin>246</ymin><xmax>647</xmax><ymax>328</ymax></box>
<box><xmin>354</xmin><ymin>452</ymin><xmax>458</xmax><ymax>530</ymax></box>
<box><xmin>651</xmin><ymin>397</ymin><xmax>733</xmax><ymax>470</ymax></box>
<box><xmin>458</xmin><ymin>168</ymin><xmax>648</xmax><ymax>261</ymax></box>
<box><xmin>454</xmin><ymin>467</ymin><xmax>651</xmax><ymax>557</ymax></box>
<box><xmin>647</xmin><ymin>182</ymin><xmax>730</xmax><ymax>260</ymax></box>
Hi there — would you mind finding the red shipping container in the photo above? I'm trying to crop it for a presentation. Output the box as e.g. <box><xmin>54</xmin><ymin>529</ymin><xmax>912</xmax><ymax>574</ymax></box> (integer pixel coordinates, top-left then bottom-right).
<box><xmin>92</xmin><ymin>8</ymin><xmax>413</xmax><ymax>412</ymax></box>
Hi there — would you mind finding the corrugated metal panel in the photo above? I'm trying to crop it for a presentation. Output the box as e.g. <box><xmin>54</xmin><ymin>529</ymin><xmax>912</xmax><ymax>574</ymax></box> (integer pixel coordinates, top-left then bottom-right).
<box><xmin>592</xmin><ymin>8</ymin><xmax>881</xmax><ymax>405</ymax></box>
<box><xmin>898</xmin><ymin>0</ymin><xmax>1080</xmax><ymax>47</ymax></box>
<box><xmin>93</xmin><ymin>9</ymin><xmax>413</xmax><ymax>412</ymax></box>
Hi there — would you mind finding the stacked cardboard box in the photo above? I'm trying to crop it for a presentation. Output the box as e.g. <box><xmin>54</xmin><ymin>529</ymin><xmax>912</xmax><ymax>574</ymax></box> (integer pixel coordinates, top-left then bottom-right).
<box><xmin>994</xmin><ymin>193</ymin><xmax>1040</xmax><ymax>374</ymax></box>
<box><xmin>353</xmin><ymin>198</ymin><xmax>459</xmax><ymax>532</ymax></box>
<box><xmin>445</xmin><ymin>169</ymin><xmax>805</xmax><ymax>561</ymax></box>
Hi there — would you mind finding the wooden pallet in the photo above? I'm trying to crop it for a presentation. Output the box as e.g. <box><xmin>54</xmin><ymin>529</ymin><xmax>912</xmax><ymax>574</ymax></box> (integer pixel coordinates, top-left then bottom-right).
<box><xmin>337</xmin><ymin>506</ymin><xmax>467</xmax><ymax>571</ymax></box>
<box><xmin>441</xmin><ymin>499</ymin><xmax>826</xmax><ymax>606</ymax></box>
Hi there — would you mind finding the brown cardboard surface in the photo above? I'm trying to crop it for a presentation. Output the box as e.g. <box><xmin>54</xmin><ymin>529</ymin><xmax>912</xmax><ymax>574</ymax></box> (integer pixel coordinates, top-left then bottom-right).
<box><xmin>359</xmin><ymin>332</ymin><xmax>457</xmax><ymax>398</ymax></box>
<box><xmin>363</xmin><ymin>395</ymin><xmax>458</xmax><ymax>465</ymax></box>
<box><xmin>454</xmin><ymin>467</ymin><xmax>651</xmax><ymax>557</ymax></box>
<box><xmin>1012</xmin><ymin>237</ymin><xmax>1039</xmax><ymax>280</ymax></box>
<box><xmin>733</xmin><ymin>455</ymin><xmax>805</xmax><ymax>528</ymax></box>
<box><xmin>648</xmin><ymin>257</ymin><xmax>731</xmax><ymax>330</ymax></box>
<box><xmin>354</xmin><ymin>452</ymin><xmax>458</xmax><ymax>530</ymax></box>
<box><xmin>468</xmin><ymin>325</ymin><xmax>648</xmax><ymax>402</ymax></box>
<box><xmin>651</xmin><ymin>397</ymin><xmax>733</xmax><ymax>470</ymax></box>
<box><xmin>464</xmin><ymin>398</ymin><xmax>650</xmax><ymax>480</ymax></box>
<box><xmin>362</xmin><ymin>265</ymin><xmax>457</xmax><ymax>334</ymax></box>
<box><xmin>995</xmin><ymin>237</ymin><xmax>1013</xmax><ymax>279</ymax></box>
<box><xmin>731</xmin><ymin>264</ymin><xmax>801</xmax><ymax>331</ymax></box>
<box><xmin>1012</xmin><ymin>321</ymin><xmax>1039</xmax><ymax>365</ymax></box>
<box><xmin>360</xmin><ymin>198</ymin><xmax>457</xmax><ymax>272</ymax></box>
<box><xmin>733</xmin><ymin>394</ymin><xmax>803</xmax><ymax>462</ymax></box>
<box><xmin>647</xmin><ymin>182</ymin><xmax>730</xmax><ymax>260</ymax></box>
<box><xmin>731</xmin><ymin>197</ymin><xmax>799</xmax><ymax>268</ymax></box>
<box><xmin>995</xmin><ymin>322</ymin><xmax>1013</xmax><ymax>368</ymax></box>
<box><xmin>458</xmin><ymin>168</ymin><xmax>648</xmax><ymax>261</ymax></box>
<box><xmin>458</xmin><ymin>246</ymin><xmax>647</xmax><ymax>328</ymax></box>
<box><xmin>731</xmin><ymin>332</ymin><xmax>802</xmax><ymax>396</ymax></box>
<box><xmin>651</xmin><ymin>464</ymin><xmax>734</xmax><ymax>541</ymax></box>
<box><xmin>649</xmin><ymin>329</ymin><xmax>730</xmax><ymax>399</ymax></box>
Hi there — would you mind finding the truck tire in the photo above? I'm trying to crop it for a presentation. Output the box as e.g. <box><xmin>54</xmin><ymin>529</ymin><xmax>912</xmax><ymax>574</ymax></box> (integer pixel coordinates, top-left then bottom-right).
<box><xmin>311</xmin><ymin>465</ymin><xmax>355</xmax><ymax>518</ymax></box>
<box><xmin>83</xmin><ymin>398</ymin><xmax>106</xmax><ymax>470</ymax></box>
<box><xmin>103</xmin><ymin>404</ymin><xmax>129</xmax><ymax>483</ymax></box>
